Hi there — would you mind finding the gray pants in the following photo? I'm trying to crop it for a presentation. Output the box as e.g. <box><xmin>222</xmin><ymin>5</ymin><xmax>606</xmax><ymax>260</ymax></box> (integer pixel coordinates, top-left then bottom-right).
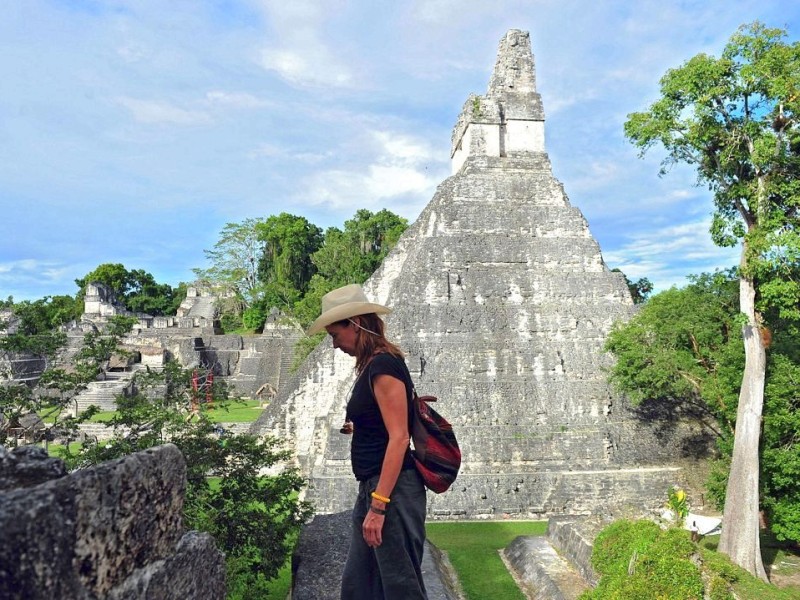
<box><xmin>340</xmin><ymin>469</ymin><xmax>428</xmax><ymax>600</ymax></box>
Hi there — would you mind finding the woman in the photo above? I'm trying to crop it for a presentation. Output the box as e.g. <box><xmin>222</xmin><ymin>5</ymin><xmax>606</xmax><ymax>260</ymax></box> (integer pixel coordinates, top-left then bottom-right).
<box><xmin>308</xmin><ymin>284</ymin><xmax>427</xmax><ymax>600</ymax></box>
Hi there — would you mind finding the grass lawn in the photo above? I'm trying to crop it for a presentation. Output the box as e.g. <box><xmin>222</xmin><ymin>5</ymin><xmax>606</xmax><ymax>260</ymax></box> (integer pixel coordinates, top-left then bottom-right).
<box><xmin>426</xmin><ymin>520</ymin><xmax>548</xmax><ymax>600</ymax></box>
<box><xmin>45</xmin><ymin>441</ymin><xmax>84</xmax><ymax>457</ymax></box>
<box><xmin>206</xmin><ymin>399</ymin><xmax>264</xmax><ymax>423</ymax></box>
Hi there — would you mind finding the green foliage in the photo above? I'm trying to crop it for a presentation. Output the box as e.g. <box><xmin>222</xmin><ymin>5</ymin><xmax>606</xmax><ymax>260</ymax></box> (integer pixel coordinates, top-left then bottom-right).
<box><xmin>605</xmin><ymin>271</ymin><xmax>800</xmax><ymax>541</ymax></box>
<box><xmin>12</xmin><ymin>296</ymin><xmax>82</xmax><ymax>332</ymax></box>
<box><xmin>471</xmin><ymin>95</ymin><xmax>482</xmax><ymax>119</ymax></box>
<box><xmin>699</xmin><ymin>540</ymin><xmax>800</xmax><ymax>600</ymax></box>
<box><xmin>0</xmin><ymin>296</ymin><xmax>77</xmax><ymax>357</ymax></box>
<box><xmin>193</xmin><ymin>219</ymin><xmax>266</xmax><ymax>305</ymax></box>
<box><xmin>199</xmin><ymin>208</ymin><xmax>406</xmax><ymax>337</ymax></box>
<box><xmin>58</xmin><ymin>359</ymin><xmax>312</xmax><ymax>588</ymax></box>
<box><xmin>124</xmin><ymin>270</ymin><xmax>184</xmax><ymax>316</ymax></box>
<box><xmin>666</xmin><ymin>486</ymin><xmax>689</xmax><ymax>526</ymax></box>
<box><xmin>582</xmin><ymin>520</ymin><xmax>703</xmax><ymax>600</ymax></box>
<box><xmin>625</xmin><ymin>24</ymin><xmax>800</xmax><ymax>567</ymax></box>
<box><xmin>75</xmin><ymin>263</ymin><xmax>132</xmax><ymax>298</ymax></box>
<box><xmin>1</xmin><ymin>315</ymin><xmax>136</xmax><ymax>448</ymax></box>
<box><xmin>255</xmin><ymin>212</ymin><xmax>323</xmax><ymax>313</ymax></box>
<box><xmin>242</xmin><ymin>305</ymin><xmax>268</xmax><ymax>331</ymax></box>
<box><xmin>219</xmin><ymin>311</ymin><xmax>244</xmax><ymax>333</ymax></box>
<box><xmin>290</xmin><ymin>333</ymin><xmax>325</xmax><ymax>372</ymax></box>
<box><xmin>760</xmin><ymin>349</ymin><xmax>800</xmax><ymax>541</ymax></box>
<box><xmin>590</xmin><ymin>519</ymin><xmax>662</xmax><ymax>577</ymax></box>
<box><xmin>708</xmin><ymin>576</ymin><xmax>734</xmax><ymax>600</ymax></box>
<box><xmin>605</xmin><ymin>271</ymin><xmax>743</xmax><ymax>433</ymax></box>
<box><xmin>311</xmin><ymin>209</ymin><xmax>408</xmax><ymax>290</ymax></box>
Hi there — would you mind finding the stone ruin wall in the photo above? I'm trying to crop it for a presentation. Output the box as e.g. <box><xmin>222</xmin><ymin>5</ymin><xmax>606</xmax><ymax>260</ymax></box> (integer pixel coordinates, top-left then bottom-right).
<box><xmin>77</xmin><ymin>282</ymin><xmax>302</xmax><ymax>399</ymax></box>
<box><xmin>0</xmin><ymin>443</ymin><xmax>225</xmax><ymax>599</ymax></box>
<box><xmin>83</xmin><ymin>283</ymin><xmax>219</xmax><ymax>335</ymax></box>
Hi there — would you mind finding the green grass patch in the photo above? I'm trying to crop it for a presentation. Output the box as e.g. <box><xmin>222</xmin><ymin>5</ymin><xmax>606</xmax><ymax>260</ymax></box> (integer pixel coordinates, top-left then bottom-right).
<box><xmin>262</xmin><ymin>557</ymin><xmax>292</xmax><ymax>599</ymax></box>
<box><xmin>426</xmin><ymin>520</ymin><xmax>547</xmax><ymax>600</ymax></box>
<box><xmin>89</xmin><ymin>410</ymin><xmax>117</xmax><ymax>422</ymax></box>
<box><xmin>206</xmin><ymin>399</ymin><xmax>264</xmax><ymax>423</ymax></box>
<box><xmin>46</xmin><ymin>441</ymin><xmax>84</xmax><ymax>457</ymax></box>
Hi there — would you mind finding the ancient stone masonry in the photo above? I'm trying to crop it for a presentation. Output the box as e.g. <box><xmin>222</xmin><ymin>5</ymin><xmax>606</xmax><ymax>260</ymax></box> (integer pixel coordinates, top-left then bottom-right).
<box><xmin>0</xmin><ymin>444</ymin><xmax>226</xmax><ymax>599</ymax></box>
<box><xmin>76</xmin><ymin>283</ymin><xmax>302</xmax><ymax>400</ymax></box>
<box><xmin>252</xmin><ymin>29</ymin><xmax>701</xmax><ymax>520</ymax></box>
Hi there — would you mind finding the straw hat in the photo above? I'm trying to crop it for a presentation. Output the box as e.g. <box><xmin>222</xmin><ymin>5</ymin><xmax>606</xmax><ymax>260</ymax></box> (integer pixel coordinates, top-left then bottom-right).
<box><xmin>306</xmin><ymin>284</ymin><xmax>391</xmax><ymax>335</ymax></box>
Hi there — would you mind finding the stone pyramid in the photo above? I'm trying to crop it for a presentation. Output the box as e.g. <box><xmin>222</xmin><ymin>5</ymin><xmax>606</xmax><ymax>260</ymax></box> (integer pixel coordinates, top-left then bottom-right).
<box><xmin>252</xmin><ymin>30</ymin><xmax>691</xmax><ymax>518</ymax></box>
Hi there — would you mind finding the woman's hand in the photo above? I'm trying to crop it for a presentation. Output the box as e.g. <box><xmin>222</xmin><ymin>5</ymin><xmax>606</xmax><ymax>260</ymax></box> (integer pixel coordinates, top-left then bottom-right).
<box><xmin>363</xmin><ymin>504</ymin><xmax>386</xmax><ymax>547</ymax></box>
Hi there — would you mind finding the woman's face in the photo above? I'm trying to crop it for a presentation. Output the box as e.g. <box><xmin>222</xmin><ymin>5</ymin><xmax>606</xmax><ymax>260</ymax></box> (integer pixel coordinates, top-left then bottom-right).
<box><xmin>325</xmin><ymin>319</ymin><xmax>358</xmax><ymax>356</ymax></box>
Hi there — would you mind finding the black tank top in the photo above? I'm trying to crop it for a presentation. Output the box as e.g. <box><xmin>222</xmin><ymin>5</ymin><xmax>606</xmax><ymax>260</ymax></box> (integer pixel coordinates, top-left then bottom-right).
<box><xmin>346</xmin><ymin>352</ymin><xmax>416</xmax><ymax>480</ymax></box>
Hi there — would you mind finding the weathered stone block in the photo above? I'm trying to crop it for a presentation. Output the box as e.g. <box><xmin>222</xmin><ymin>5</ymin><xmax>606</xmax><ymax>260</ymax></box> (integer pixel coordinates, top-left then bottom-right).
<box><xmin>0</xmin><ymin>444</ymin><xmax>67</xmax><ymax>490</ymax></box>
<box><xmin>0</xmin><ymin>444</ymin><xmax>223</xmax><ymax>599</ymax></box>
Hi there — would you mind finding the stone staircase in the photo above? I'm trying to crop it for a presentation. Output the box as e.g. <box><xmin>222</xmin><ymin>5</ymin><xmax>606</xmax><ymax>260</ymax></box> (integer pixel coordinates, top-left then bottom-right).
<box><xmin>73</xmin><ymin>368</ymin><xmax>140</xmax><ymax>414</ymax></box>
<box><xmin>185</xmin><ymin>296</ymin><xmax>216</xmax><ymax>320</ymax></box>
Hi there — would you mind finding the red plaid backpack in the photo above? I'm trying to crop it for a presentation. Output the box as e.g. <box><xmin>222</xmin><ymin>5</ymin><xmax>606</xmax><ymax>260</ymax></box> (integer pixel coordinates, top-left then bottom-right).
<box><xmin>409</xmin><ymin>390</ymin><xmax>461</xmax><ymax>493</ymax></box>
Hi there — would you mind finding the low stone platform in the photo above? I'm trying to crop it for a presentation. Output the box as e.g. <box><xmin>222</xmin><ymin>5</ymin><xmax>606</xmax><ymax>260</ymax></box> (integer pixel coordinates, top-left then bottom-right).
<box><xmin>291</xmin><ymin>511</ymin><xmax>461</xmax><ymax>599</ymax></box>
<box><xmin>503</xmin><ymin>535</ymin><xmax>590</xmax><ymax>600</ymax></box>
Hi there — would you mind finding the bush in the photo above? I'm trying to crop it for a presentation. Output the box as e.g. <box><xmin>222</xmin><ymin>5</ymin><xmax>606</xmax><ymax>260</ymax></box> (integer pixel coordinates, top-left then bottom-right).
<box><xmin>242</xmin><ymin>305</ymin><xmax>267</xmax><ymax>331</ymax></box>
<box><xmin>582</xmin><ymin>520</ymin><xmax>704</xmax><ymax>600</ymax></box>
<box><xmin>708</xmin><ymin>575</ymin><xmax>734</xmax><ymax>600</ymax></box>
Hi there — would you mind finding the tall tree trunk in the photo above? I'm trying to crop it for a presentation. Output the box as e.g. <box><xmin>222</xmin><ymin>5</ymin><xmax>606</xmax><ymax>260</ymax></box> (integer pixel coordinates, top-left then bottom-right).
<box><xmin>718</xmin><ymin>271</ymin><xmax>768</xmax><ymax>582</ymax></box>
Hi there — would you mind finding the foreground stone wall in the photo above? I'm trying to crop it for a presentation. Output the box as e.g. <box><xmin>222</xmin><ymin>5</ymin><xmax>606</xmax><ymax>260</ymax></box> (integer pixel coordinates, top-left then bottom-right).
<box><xmin>0</xmin><ymin>444</ymin><xmax>225</xmax><ymax>599</ymax></box>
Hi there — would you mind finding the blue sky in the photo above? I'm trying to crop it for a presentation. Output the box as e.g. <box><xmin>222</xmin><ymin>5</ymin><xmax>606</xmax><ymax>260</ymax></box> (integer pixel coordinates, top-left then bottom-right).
<box><xmin>2</xmin><ymin>1</ymin><xmax>798</xmax><ymax>301</ymax></box>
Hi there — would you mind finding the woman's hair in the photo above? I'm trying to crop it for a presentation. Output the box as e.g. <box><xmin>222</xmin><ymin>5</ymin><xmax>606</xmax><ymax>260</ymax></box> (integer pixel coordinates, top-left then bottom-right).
<box><xmin>345</xmin><ymin>313</ymin><xmax>403</xmax><ymax>372</ymax></box>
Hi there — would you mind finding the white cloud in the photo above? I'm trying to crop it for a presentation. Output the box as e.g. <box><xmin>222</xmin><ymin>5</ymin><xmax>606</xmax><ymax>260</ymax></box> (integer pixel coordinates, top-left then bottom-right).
<box><xmin>294</xmin><ymin>126</ymin><xmax>446</xmax><ymax>214</ymax></box>
<box><xmin>605</xmin><ymin>218</ymin><xmax>741</xmax><ymax>290</ymax></box>
<box><xmin>253</xmin><ymin>1</ymin><xmax>356</xmax><ymax>88</ymax></box>
<box><xmin>205</xmin><ymin>91</ymin><xmax>271</xmax><ymax>109</ymax></box>
<box><xmin>371</xmin><ymin>131</ymin><xmax>438</xmax><ymax>165</ymax></box>
<box><xmin>247</xmin><ymin>143</ymin><xmax>331</xmax><ymax>163</ymax></box>
<box><xmin>304</xmin><ymin>164</ymin><xmax>438</xmax><ymax>211</ymax></box>
<box><xmin>116</xmin><ymin>97</ymin><xmax>212</xmax><ymax>126</ymax></box>
<box><xmin>257</xmin><ymin>45</ymin><xmax>355</xmax><ymax>88</ymax></box>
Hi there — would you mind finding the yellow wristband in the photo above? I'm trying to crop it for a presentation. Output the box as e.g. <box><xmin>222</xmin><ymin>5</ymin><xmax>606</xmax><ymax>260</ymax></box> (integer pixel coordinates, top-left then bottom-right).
<box><xmin>370</xmin><ymin>491</ymin><xmax>390</xmax><ymax>503</ymax></box>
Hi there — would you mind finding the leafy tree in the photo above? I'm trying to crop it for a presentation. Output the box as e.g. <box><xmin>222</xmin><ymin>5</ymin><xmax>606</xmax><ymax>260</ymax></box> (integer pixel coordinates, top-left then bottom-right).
<box><xmin>124</xmin><ymin>269</ymin><xmax>183</xmax><ymax>316</ymax></box>
<box><xmin>606</xmin><ymin>272</ymin><xmax>800</xmax><ymax>544</ymax></box>
<box><xmin>194</xmin><ymin>219</ymin><xmax>266</xmax><ymax>306</ymax></box>
<box><xmin>606</xmin><ymin>272</ymin><xmax>743</xmax><ymax>436</ymax></box>
<box><xmin>6</xmin><ymin>295</ymin><xmax>82</xmax><ymax>335</ymax></box>
<box><xmin>75</xmin><ymin>263</ymin><xmax>133</xmax><ymax>299</ymax></box>
<box><xmin>256</xmin><ymin>213</ymin><xmax>323</xmax><ymax>303</ymax></box>
<box><xmin>0</xmin><ymin>297</ymin><xmax>73</xmax><ymax>358</ymax></box>
<box><xmin>623</xmin><ymin>22</ymin><xmax>800</xmax><ymax>579</ymax></box>
<box><xmin>760</xmin><ymin>350</ymin><xmax>800</xmax><ymax>543</ymax></box>
<box><xmin>292</xmin><ymin>209</ymin><xmax>408</xmax><ymax>329</ymax></box>
<box><xmin>312</xmin><ymin>209</ymin><xmax>407</xmax><ymax>287</ymax></box>
<box><xmin>1</xmin><ymin>315</ymin><xmax>137</xmax><ymax>447</ymax></box>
